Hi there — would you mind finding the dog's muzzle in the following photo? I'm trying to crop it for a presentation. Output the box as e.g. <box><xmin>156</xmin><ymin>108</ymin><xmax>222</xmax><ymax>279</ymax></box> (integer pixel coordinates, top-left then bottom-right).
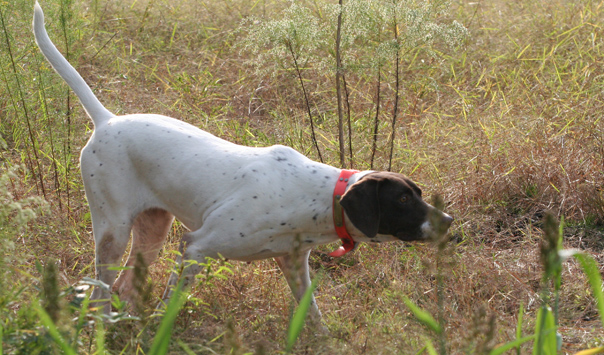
<box><xmin>420</xmin><ymin>211</ymin><xmax>454</xmax><ymax>239</ymax></box>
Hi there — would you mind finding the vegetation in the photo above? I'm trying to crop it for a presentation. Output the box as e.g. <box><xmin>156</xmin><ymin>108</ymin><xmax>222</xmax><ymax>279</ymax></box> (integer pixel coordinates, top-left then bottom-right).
<box><xmin>1</xmin><ymin>0</ymin><xmax>603</xmax><ymax>353</ymax></box>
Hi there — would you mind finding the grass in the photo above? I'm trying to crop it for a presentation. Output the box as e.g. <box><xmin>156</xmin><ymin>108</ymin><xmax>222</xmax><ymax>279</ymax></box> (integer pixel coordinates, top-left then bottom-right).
<box><xmin>1</xmin><ymin>0</ymin><xmax>604</xmax><ymax>353</ymax></box>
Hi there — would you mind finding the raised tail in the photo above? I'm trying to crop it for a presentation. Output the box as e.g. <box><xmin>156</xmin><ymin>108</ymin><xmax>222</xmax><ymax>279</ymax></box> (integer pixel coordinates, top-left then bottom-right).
<box><xmin>33</xmin><ymin>2</ymin><xmax>114</xmax><ymax>126</ymax></box>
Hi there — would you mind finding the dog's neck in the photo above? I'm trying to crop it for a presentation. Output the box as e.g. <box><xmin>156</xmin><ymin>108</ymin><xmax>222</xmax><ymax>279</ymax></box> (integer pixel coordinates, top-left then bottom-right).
<box><xmin>329</xmin><ymin>169</ymin><xmax>360</xmax><ymax>256</ymax></box>
<box><xmin>331</xmin><ymin>170</ymin><xmax>376</xmax><ymax>244</ymax></box>
<box><xmin>347</xmin><ymin>170</ymin><xmax>375</xmax><ymax>186</ymax></box>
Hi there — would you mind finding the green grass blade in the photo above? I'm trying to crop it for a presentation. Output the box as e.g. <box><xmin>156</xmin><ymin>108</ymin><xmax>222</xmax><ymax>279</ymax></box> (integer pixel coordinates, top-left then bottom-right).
<box><xmin>516</xmin><ymin>302</ymin><xmax>524</xmax><ymax>355</ymax></box>
<box><xmin>35</xmin><ymin>304</ymin><xmax>77</xmax><ymax>355</ymax></box>
<box><xmin>424</xmin><ymin>338</ymin><xmax>439</xmax><ymax>355</ymax></box>
<box><xmin>574</xmin><ymin>253</ymin><xmax>604</xmax><ymax>329</ymax></box>
<box><xmin>285</xmin><ymin>277</ymin><xmax>319</xmax><ymax>353</ymax></box>
<box><xmin>95</xmin><ymin>317</ymin><xmax>105</xmax><ymax>355</ymax></box>
<box><xmin>533</xmin><ymin>306</ymin><xmax>557</xmax><ymax>355</ymax></box>
<box><xmin>73</xmin><ymin>293</ymin><xmax>91</xmax><ymax>348</ymax></box>
<box><xmin>402</xmin><ymin>295</ymin><xmax>442</xmax><ymax>334</ymax></box>
<box><xmin>149</xmin><ymin>279</ymin><xmax>187</xmax><ymax>355</ymax></box>
<box><xmin>574</xmin><ymin>346</ymin><xmax>604</xmax><ymax>355</ymax></box>
<box><xmin>489</xmin><ymin>334</ymin><xmax>536</xmax><ymax>355</ymax></box>
<box><xmin>177</xmin><ymin>339</ymin><xmax>197</xmax><ymax>355</ymax></box>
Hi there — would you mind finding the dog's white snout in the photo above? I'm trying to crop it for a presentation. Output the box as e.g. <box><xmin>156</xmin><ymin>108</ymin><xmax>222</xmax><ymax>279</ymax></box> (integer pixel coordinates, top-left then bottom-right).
<box><xmin>420</xmin><ymin>220</ymin><xmax>433</xmax><ymax>237</ymax></box>
<box><xmin>421</xmin><ymin>211</ymin><xmax>454</xmax><ymax>239</ymax></box>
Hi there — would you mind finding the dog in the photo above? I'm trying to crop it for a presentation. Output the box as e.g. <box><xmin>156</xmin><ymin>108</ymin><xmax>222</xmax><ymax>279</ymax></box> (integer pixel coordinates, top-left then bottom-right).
<box><xmin>33</xmin><ymin>2</ymin><xmax>453</xmax><ymax>324</ymax></box>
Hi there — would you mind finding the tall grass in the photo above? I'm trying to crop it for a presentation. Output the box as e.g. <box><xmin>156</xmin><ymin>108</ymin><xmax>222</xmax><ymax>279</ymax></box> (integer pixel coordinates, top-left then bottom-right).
<box><xmin>1</xmin><ymin>0</ymin><xmax>603</xmax><ymax>353</ymax></box>
<box><xmin>1</xmin><ymin>0</ymin><xmax>86</xmax><ymax>212</ymax></box>
<box><xmin>403</xmin><ymin>212</ymin><xmax>604</xmax><ymax>354</ymax></box>
<box><xmin>0</xmin><ymin>7</ymin><xmax>46</xmax><ymax>199</ymax></box>
<box><xmin>0</xmin><ymin>179</ymin><xmax>224</xmax><ymax>354</ymax></box>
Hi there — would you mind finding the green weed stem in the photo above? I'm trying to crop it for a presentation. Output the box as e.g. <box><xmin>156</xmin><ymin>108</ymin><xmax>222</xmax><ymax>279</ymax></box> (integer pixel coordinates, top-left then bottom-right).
<box><xmin>60</xmin><ymin>0</ymin><xmax>73</xmax><ymax>210</ymax></box>
<box><xmin>343</xmin><ymin>74</ymin><xmax>354</xmax><ymax>168</ymax></box>
<box><xmin>370</xmin><ymin>58</ymin><xmax>381</xmax><ymax>169</ymax></box>
<box><xmin>0</xmin><ymin>7</ymin><xmax>46</xmax><ymax>199</ymax></box>
<box><xmin>335</xmin><ymin>0</ymin><xmax>345</xmax><ymax>167</ymax></box>
<box><xmin>35</xmin><ymin>56</ymin><xmax>62</xmax><ymax>211</ymax></box>
<box><xmin>285</xmin><ymin>40</ymin><xmax>323</xmax><ymax>163</ymax></box>
<box><xmin>388</xmin><ymin>5</ymin><xmax>401</xmax><ymax>172</ymax></box>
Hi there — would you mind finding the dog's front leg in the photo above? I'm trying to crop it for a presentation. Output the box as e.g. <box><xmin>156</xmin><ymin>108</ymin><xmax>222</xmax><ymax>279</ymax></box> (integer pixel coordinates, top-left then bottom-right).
<box><xmin>275</xmin><ymin>250</ymin><xmax>327</xmax><ymax>333</ymax></box>
<box><xmin>159</xmin><ymin>232</ymin><xmax>203</xmax><ymax>307</ymax></box>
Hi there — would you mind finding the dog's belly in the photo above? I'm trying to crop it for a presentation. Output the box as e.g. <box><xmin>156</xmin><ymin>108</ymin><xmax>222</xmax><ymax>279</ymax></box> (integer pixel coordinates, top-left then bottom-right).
<box><xmin>205</xmin><ymin>230</ymin><xmax>327</xmax><ymax>262</ymax></box>
<box><xmin>232</xmin><ymin>249</ymin><xmax>289</xmax><ymax>262</ymax></box>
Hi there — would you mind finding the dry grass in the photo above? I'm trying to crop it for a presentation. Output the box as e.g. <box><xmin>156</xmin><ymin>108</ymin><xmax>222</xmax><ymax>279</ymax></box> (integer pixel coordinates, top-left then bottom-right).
<box><xmin>1</xmin><ymin>0</ymin><xmax>604</xmax><ymax>353</ymax></box>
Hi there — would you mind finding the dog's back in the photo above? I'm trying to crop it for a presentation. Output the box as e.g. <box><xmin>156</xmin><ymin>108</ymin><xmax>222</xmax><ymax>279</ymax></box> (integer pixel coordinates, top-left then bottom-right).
<box><xmin>81</xmin><ymin>112</ymin><xmax>335</xmax><ymax>231</ymax></box>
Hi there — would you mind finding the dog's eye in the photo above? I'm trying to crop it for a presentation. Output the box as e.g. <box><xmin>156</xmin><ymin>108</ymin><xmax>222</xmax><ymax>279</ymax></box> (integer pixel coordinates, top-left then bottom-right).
<box><xmin>400</xmin><ymin>196</ymin><xmax>408</xmax><ymax>203</ymax></box>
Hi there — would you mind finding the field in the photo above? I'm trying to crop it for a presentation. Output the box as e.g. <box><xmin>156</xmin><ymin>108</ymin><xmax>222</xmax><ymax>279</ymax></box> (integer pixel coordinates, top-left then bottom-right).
<box><xmin>1</xmin><ymin>0</ymin><xmax>604</xmax><ymax>353</ymax></box>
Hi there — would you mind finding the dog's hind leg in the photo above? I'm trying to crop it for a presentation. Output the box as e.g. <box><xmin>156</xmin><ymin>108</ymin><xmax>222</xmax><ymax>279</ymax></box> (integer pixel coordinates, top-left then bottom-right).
<box><xmin>89</xmin><ymin>219</ymin><xmax>132</xmax><ymax>314</ymax></box>
<box><xmin>113</xmin><ymin>208</ymin><xmax>174</xmax><ymax>305</ymax></box>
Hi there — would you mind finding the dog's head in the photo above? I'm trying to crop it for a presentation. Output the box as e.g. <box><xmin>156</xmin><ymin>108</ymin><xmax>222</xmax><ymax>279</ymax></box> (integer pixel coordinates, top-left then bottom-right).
<box><xmin>340</xmin><ymin>172</ymin><xmax>453</xmax><ymax>242</ymax></box>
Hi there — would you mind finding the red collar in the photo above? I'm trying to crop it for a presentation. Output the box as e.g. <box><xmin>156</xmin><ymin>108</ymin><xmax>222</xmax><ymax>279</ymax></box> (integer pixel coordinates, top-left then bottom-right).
<box><xmin>329</xmin><ymin>169</ymin><xmax>360</xmax><ymax>257</ymax></box>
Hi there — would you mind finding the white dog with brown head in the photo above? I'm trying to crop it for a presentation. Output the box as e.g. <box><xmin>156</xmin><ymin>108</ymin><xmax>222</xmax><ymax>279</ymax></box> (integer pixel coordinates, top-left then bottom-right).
<box><xmin>33</xmin><ymin>2</ymin><xmax>453</xmax><ymax>325</ymax></box>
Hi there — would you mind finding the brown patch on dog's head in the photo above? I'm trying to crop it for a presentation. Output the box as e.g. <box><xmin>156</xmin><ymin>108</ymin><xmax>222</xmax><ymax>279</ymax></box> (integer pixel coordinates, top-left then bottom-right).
<box><xmin>340</xmin><ymin>172</ymin><xmax>453</xmax><ymax>241</ymax></box>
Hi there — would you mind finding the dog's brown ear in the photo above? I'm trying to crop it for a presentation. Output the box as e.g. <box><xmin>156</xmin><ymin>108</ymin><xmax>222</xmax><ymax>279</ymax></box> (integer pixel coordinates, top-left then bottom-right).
<box><xmin>340</xmin><ymin>177</ymin><xmax>380</xmax><ymax>238</ymax></box>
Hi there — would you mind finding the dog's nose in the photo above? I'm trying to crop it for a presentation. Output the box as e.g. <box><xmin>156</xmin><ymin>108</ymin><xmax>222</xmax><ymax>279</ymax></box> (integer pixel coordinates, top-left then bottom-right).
<box><xmin>441</xmin><ymin>213</ymin><xmax>454</xmax><ymax>229</ymax></box>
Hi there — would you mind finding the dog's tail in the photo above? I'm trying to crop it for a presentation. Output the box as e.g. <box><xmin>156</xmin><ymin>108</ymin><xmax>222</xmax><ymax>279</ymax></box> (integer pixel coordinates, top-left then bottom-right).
<box><xmin>33</xmin><ymin>2</ymin><xmax>114</xmax><ymax>126</ymax></box>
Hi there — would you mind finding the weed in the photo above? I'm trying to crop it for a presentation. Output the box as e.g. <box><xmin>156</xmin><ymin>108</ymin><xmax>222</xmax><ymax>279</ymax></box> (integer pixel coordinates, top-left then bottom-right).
<box><xmin>239</xmin><ymin>0</ymin><xmax>467</xmax><ymax>168</ymax></box>
<box><xmin>1</xmin><ymin>0</ymin><xmax>604</xmax><ymax>352</ymax></box>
